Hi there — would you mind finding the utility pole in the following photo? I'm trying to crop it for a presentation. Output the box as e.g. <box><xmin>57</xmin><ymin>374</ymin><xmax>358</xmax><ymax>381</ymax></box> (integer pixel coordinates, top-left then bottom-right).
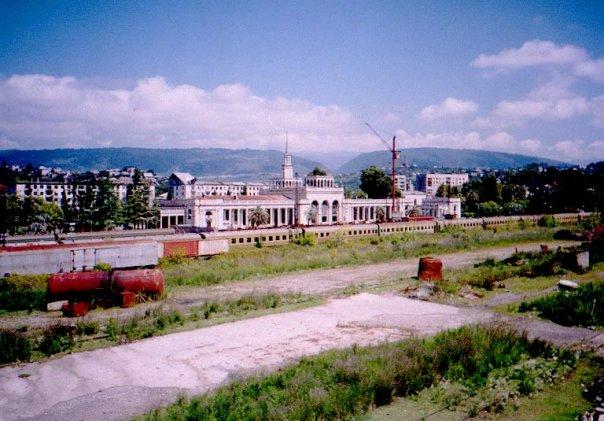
<box><xmin>365</xmin><ymin>123</ymin><xmax>400</xmax><ymax>218</ymax></box>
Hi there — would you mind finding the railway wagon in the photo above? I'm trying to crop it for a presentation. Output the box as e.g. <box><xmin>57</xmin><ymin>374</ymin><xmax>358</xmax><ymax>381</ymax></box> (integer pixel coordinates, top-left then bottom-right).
<box><xmin>0</xmin><ymin>240</ymin><xmax>158</xmax><ymax>276</ymax></box>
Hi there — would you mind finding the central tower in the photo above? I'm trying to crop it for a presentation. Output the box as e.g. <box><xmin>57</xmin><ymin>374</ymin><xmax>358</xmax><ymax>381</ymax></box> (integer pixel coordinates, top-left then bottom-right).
<box><xmin>282</xmin><ymin>135</ymin><xmax>294</xmax><ymax>180</ymax></box>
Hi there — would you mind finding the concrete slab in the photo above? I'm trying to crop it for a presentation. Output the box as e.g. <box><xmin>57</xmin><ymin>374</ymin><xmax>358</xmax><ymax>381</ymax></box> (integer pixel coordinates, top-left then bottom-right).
<box><xmin>0</xmin><ymin>293</ymin><xmax>488</xmax><ymax>420</ymax></box>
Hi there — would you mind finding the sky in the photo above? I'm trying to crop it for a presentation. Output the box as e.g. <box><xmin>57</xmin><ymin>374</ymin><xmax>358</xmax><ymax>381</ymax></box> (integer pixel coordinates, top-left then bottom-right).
<box><xmin>0</xmin><ymin>0</ymin><xmax>603</xmax><ymax>164</ymax></box>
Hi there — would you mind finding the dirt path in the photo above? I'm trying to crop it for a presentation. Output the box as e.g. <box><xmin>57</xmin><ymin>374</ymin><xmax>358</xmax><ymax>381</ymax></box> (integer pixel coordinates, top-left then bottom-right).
<box><xmin>0</xmin><ymin>294</ymin><xmax>490</xmax><ymax>420</ymax></box>
<box><xmin>173</xmin><ymin>241</ymin><xmax>576</xmax><ymax>304</ymax></box>
<box><xmin>1</xmin><ymin>292</ymin><xmax>601</xmax><ymax>421</ymax></box>
<box><xmin>0</xmin><ymin>241</ymin><xmax>575</xmax><ymax>330</ymax></box>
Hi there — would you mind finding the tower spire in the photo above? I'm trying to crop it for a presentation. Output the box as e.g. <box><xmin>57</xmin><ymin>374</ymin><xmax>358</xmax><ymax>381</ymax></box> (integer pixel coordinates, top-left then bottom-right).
<box><xmin>285</xmin><ymin>131</ymin><xmax>289</xmax><ymax>154</ymax></box>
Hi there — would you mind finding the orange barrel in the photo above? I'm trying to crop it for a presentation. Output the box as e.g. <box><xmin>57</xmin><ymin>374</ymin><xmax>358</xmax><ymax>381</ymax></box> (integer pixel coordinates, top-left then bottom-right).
<box><xmin>111</xmin><ymin>269</ymin><xmax>164</xmax><ymax>295</ymax></box>
<box><xmin>47</xmin><ymin>271</ymin><xmax>110</xmax><ymax>298</ymax></box>
<box><xmin>418</xmin><ymin>257</ymin><xmax>443</xmax><ymax>281</ymax></box>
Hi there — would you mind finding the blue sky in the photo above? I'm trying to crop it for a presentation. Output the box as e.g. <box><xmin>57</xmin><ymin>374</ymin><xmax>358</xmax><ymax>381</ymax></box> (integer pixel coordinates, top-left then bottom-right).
<box><xmin>0</xmin><ymin>0</ymin><xmax>602</xmax><ymax>164</ymax></box>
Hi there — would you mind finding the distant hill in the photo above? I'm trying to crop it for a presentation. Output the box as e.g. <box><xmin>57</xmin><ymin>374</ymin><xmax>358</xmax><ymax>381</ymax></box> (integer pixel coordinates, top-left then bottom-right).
<box><xmin>337</xmin><ymin>148</ymin><xmax>569</xmax><ymax>173</ymax></box>
<box><xmin>0</xmin><ymin>148</ymin><xmax>325</xmax><ymax>179</ymax></box>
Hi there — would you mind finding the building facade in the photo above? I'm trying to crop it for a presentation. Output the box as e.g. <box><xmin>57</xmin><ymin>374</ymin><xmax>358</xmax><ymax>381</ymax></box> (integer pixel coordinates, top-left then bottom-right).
<box><xmin>422</xmin><ymin>173</ymin><xmax>469</xmax><ymax>195</ymax></box>
<box><xmin>158</xmin><ymin>148</ymin><xmax>462</xmax><ymax>230</ymax></box>
<box><xmin>168</xmin><ymin>173</ymin><xmax>262</xmax><ymax>199</ymax></box>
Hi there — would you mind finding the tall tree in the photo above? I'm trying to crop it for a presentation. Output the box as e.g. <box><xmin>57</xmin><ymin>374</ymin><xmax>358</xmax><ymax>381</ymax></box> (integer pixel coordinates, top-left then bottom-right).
<box><xmin>33</xmin><ymin>200</ymin><xmax>65</xmax><ymax>240</ymax></box>
<box><xmin>93</xmin><ymin>180</ymin><xmax>122</xmax><ymax>230</ymax></box>
<box><xmin>124</xmin><ymin>185</ymin><xmax>153</xmax><ymax>229</ymax></box>
<box><xmin>249</xmin><ymin>207</ymin><xmax>269</xmax><ymax>229</ymax></box>
<box><xmin>360</xmin><ymin>166</ymin><xmax>392</xmax><ymax>199</ymax></box>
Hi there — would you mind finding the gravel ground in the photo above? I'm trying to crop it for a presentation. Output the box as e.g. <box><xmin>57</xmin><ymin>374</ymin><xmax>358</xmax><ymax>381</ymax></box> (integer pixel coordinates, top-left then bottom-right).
<box><xmin>0</xmin><ymin>241</ymin><xmax>576</xmax><ymax>330</ymax></box>
<box><xmin>1</xmin><ymin>239</ymin><xmax>598</xmax><ymax>421</ymax></box>
<box><xmin>1</xmin><ymin>293</ymin><xmax>490</xmax><ymax>420</ymax></box>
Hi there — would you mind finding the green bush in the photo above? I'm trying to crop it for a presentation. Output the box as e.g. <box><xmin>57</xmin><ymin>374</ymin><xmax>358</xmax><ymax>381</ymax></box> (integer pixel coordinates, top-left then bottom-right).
<box><xmin>142</xmin><ymin>325</ymin><xmax>566</xmax><ymax>420</ymax></box>
<box><xmin>0</xmin><ymin>329</ymin><xmax>32</xmax><ymax>364</ymax></box>
<box><xmin>93</xmin><ymin>262</ymin><xmax>112</xmax><ymax>271</ymax></box>
<box><xmin>76</xmin><ymin>320</ymin><xmax>100</xmax><ymax>336</ymax></box>
<box><xmin>519</xmin><ymin>281</ymin><xmax>603</xmax><ymax>327</ymax></box>
<box><xmin>538</xmin><ymin>215</ymin><xmax>557</xmax><ymax>228</ymax></box>
<box><xmin>38</xmin><ymin>324</ymin><xmax>75</xmax><ymax>356</ymax></box>
<box><xmin>294</xmin><ymin>233</ymin><xmax>317</xmax><ymax>246</ymax></box>
<box><xmin>158</xmin><ymin>253</ymin><xmax>189</xmax><ymax>268</ymax></box>
<box><xmin>0</xmin><ymin>274</ymin><xmax>48</xmax><ymax>312</ymax></box>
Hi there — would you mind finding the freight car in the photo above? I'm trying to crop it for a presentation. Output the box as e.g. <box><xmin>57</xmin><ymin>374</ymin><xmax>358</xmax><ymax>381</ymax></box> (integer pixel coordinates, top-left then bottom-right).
<box><xmin>48</xmin><ymin>269</ymin><xmax>165</xmax><ymax>316</ymax></box>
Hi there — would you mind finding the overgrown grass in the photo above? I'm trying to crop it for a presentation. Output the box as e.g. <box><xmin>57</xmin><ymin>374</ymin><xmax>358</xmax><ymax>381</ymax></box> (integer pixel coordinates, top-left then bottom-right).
<box><xmin>446</xmin><ymin>247</ymin><xmax>589</xmax><ymax>291</ymax></box>
<box><xmin>0</xmin><ymin>273</ymin><xmax>48</xmax><ymax>313</ymax></box>
<box><xmin>140</xmin><ymin>325</ymin><xmax>574</xmax><ymax>420</ymax></box>
<box><xmin>367</xmin><ymin>354</ymin><xmax>599</xmax><ymax>420</ymax></box>
<box><xmin>163</xmin><ymin>227</ymin><xmax>559</xmax><ymax>288</ymax></box>
<box><xmin>519</xmin><ymin>281</ymin><xmax>604</xmax><ymax>327</ymax></box>
<box><xmin>0</xmin><ymin>293</ymin><xmax>314</xmax><ymax>364</ymax></box>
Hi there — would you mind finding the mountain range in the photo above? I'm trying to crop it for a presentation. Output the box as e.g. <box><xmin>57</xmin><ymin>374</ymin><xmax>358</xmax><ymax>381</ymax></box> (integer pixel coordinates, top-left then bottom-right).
<box><xmin>336</xmin><ymin>148</ymin><xmax>569</xmax><ymax>173</ymax></box>
<box><xmin>0</xmin><ymin>147</ymin><xmax>570</xmax><ymax>178</ymax></box>
<box><xmin>0</xmin><ymin>148</ymin><xmax>323</xmax><ymax>180</ymax></box>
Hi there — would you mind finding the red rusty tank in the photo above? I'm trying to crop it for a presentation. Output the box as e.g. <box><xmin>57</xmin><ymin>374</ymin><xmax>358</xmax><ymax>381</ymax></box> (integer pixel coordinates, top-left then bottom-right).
<box><xmin>111</xmin><ymin>269</ymin><xmax>164</xmax><ymax>295</ymax></box>
<box><xmin>47</xmin><ymin>271</ymin><xmax>110</xmax><ymax>297</ymax></box>
<box><xmin>418</xmin><ymin>257</ymin><xmax>443</xmax><ymax>281</ymax></box>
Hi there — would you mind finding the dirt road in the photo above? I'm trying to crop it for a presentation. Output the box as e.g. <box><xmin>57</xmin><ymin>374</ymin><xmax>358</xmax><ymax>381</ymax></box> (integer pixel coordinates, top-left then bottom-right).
<box><xmin>0</xmin><ymin>241</ymin><xmax>575</xmax><ymax>330</ymax></box>
<box><xmin>1</xmin><ymin>292</ymin><xmax>601</xmax><ymax>421</ymax></box>
<box><xmin>0</xmin><ymin>294</ymin><xmax>490</xmax><ymax>420</ymax></box>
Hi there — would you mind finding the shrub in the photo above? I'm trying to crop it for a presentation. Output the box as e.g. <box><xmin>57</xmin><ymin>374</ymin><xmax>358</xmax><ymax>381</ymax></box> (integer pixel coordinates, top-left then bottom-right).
<box><xmin>38</xmin><ymin>324</ymin><xmax>75</xmax><ymax>356</ymax></box>
<box><xmin>0</xmin><ymin>329</ymin><xmax>32</xmax><ymax>364</ymax></box>
<box><xmin>294</xmin><ymin>233</ymin><xmax>317</xmax><ymax>246</ymax></box>
<box><xmin>538</xmin><ymin>215</ymin><xmax>557</xmax><ymax>228</ymax></box>
<box><xmin>105</xmin><ymin>318</ymin><xmax>120</xmax><ymax>341</ymax></box>
<box><xmin>158</xmin><ymin>253</ymin><xmax>189</xmax><ymax>268</ymax></box>
<box><xmin>93</xmin><ymin>262</ymin><xmax>112</xmax><ymax>271</ymax></box>
<box><xmin>76</xmin><ymin>320</ymin><xmax>100</xmax><ymax>336</ymax></box>
<box><xmin>519</xmin><ymin>281</ymin><xmax>603</xmax><ymax>327</ymax></box>
<box><xmin>0</xmin><ymin>274</ymin><xmax>48</xmax><ymax>312</ymax></box>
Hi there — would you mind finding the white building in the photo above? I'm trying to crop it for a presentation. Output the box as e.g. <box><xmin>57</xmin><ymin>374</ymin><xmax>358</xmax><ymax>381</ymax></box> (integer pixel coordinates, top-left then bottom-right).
<box><xmin>168</xmin><ymin>173</ymin><xmax>262</xmax><ymax>199</ymax></box>
<box><xmin>424</xmin><ymin>173</ymin><xmax>469</xmax><ymax>195</ymax></box>
<box><xmin>12</xmin><ymin>179</ymin><xmax>155</xmax><ymax>206</ymax></box>
<box><xmin>158</xmin><ymin>147</ymin><xmax>462</xmax><ymax>229</ymax></box>
<box><xmin>422</xmin><ymin>196</ymin><xmax>462</xmax><ymax>219</ymax></box>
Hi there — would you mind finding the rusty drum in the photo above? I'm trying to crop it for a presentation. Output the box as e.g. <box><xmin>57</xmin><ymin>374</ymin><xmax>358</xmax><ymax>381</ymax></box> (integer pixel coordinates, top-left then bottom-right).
<box><xmin>111</xmin><ymin>269</ymin><xmax>165</xmax><ymax>295</ymax></box>
<box><xmin>47</xmin><ymin>271</ymin><xmax>109</xmax><ymax>298</ymax></box>
<box><xmin>418</xmin><ymin>257</ymin><xmax>443</xmax><ymax>281</ymax></box>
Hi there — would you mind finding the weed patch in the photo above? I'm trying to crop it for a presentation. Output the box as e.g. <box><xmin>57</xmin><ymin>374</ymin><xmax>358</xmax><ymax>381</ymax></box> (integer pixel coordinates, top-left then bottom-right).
<box><xmin>162</xmin><ymin>227</ymin><xmax>558</xmax><ymax>288</ymax></box>
<box><xmin>140</xmin><ymin>325</ymin><xmax>571</xmax><ymax>420</ymax></box>
<box><xmin>0</xmin><ymin>329</ymin><xmax>32</xmax><ymax>363</ymax></box>
<box><xmin>519</xmin><ymin>281</ymin><xmax>603</xmax><ymax>327</ymax></box>
<box><xmin>0</xmin><ymin>274</ymin><xmax>48</xmax><ymax>312</ymax></box>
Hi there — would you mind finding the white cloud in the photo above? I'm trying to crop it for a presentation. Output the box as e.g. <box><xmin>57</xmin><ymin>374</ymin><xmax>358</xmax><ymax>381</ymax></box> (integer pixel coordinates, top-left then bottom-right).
<box><xmin>475</xmin><ymin>75</ymin><xmax>592</xmax><ymax>128</ymax></box>
<box><xmin>382</xmin><ymin>113</ymin><xmax>401</xmax><ymax>123</ymax></box>
<box><xmin>394</xmin><ymin>129</ymin><xmax>600</xmax><ymax>163</ymax></box>
<box><xmin>0</xmin><ymin>135</ymin><xmax>18</xmax><ymax>149</ymax></box>
<box><xmin>575</xmin><ymin>58</ymin><xmax>604</xmax><ymax>83</ymax></box>
<box><xmin>519</xmin><ymin>139</ymin><xmax>542</xmax><ymax>153</ymax></box>
<box><xmin>592</xmin><ymin>95</ymin><xmax>604</xmax><ymax>128</ymax></box>
<box><xmin>491</xmin><ymin>96</ymin><xmax>589</xmax><ymax>122</ymax></box>
<box><xmin>418</xmin><ymin>97</ymin><xmax>478</xmax><ymax>122</ymax></box>
<box><xmin>472</xmin><ymin>40</ymin><xmax>587</xmax><ymax>70</ymax></box>
<box><xmin>472</xmin><ymin>40</ymin><xmax>604</xmax><ymax>84</ymax></box>
<box><xmin>0</xmin><ymin>74</ymin><xmax>376</xmax><ymax>153</ymax></box>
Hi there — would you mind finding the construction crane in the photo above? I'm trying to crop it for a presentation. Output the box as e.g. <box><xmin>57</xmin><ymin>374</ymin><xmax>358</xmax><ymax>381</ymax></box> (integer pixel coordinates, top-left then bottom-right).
<box><xmin>364</xmin><ymin>122</ymin><xmax>400</xmax><ymax>218</ymax></box>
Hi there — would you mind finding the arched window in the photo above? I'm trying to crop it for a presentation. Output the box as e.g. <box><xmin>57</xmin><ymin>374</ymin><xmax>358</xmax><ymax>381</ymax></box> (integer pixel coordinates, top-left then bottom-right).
<box><xmin>321</xmin><ymin>200</ymin><xmax>329</xmax><ymax>223</ymax></box>
<box><xmin>332</xmin><ymin>201</ymin><xmax>339</xmax><ymax>223</ymax></box>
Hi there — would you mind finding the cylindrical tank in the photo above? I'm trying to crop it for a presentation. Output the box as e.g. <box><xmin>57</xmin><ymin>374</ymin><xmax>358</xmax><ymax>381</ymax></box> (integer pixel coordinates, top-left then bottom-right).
<box><xmin>111</xmin><ymin>269</ymin><xmax>164</xmax><ymax>295</ymax></box>
<box><xmin>47</xmin><ymin>271</ymin><xmax>110</xmax><ymax>297</ymax></box>
<box><xmin>418</xmin><ymin>257</ymin><xmax>443</xmax><ymax>281</ymax></box>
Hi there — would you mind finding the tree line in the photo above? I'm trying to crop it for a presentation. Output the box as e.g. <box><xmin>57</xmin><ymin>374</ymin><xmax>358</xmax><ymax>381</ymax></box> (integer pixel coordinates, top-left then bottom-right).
<box><xmin>353</xmin><ymin>163</ymin><xmax>603</xmax><ymax>218</ymax></box>
<box><xmin>0</xmin><ymin>166</ymin><xmax>158</xmax><ymax>236</ymax></box>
